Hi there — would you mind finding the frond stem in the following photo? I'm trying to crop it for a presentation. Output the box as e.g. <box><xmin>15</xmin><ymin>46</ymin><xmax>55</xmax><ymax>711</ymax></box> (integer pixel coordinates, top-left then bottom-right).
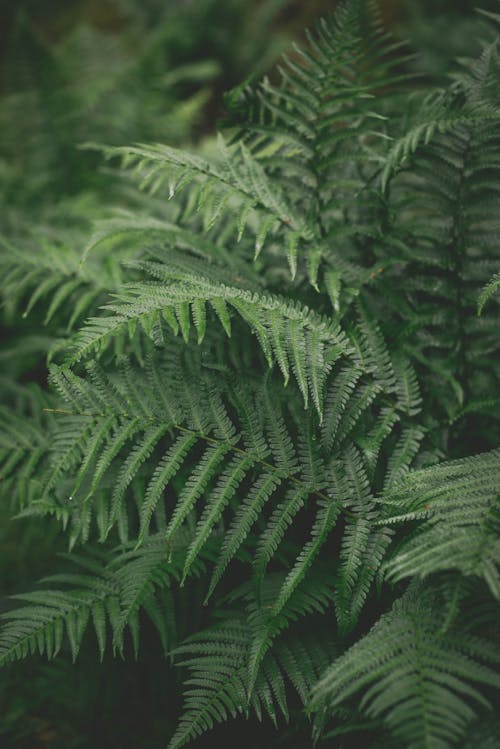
<box><xmin>42</xmin><ymin>407</ymin><xmax>354</xmax><ymax>517</ymax></box>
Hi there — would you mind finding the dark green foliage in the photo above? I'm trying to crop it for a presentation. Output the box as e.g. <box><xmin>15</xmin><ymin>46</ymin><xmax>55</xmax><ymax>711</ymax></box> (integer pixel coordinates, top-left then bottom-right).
<box><xmin>1</xmin><ymin>1</ymin><xmax>499</xmax><ymax>747</ymax></box>
<box><xmin>311</xmin><ymin>584</ymin><xmax>500</xmax><ymax>748</ymax></box>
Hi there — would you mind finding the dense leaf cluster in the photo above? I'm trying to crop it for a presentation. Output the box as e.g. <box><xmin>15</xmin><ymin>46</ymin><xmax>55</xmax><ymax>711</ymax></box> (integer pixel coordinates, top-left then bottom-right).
<box><xmin>1</xmin><ymin>1</ymin><xmax>499</xmax><ymax>747</ymax></box>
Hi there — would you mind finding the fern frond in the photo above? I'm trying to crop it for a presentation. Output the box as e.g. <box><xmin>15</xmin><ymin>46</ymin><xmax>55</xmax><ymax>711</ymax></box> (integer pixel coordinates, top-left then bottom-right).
<box><xmin>0</xmin><ymin>533</ymin><xmax>211</xmax><ymax>667</ymax></box>
<box><xmin>0</xmin><ymin>234</ymin><xmax>125</xmax><ymax>332</ymax></box>
<box><xmin>168</xmin><ymin>614</ymin><xmax>335</xmax><ymax>749</ymax></box>
<box><xmin>0</xmin><ymin>389</ymin><xmax>53</xmax><ymax>509</ymax></box>
<box><xmin>5</xmin><ymin>352</ymin><xmax>390</xmax><ymax>590</ymax></box>
<box><xmin>204</xmin><ymin>471</ymin><xmax>281</xmax><ymax>603</ymax></box>
<box><xmin>68</xmin><ymin>268</ymin><xmax>352</xmax><ymax>417</ymax></box>
<box><xmin>0</xmin><ymin>552</ymin><xmax>116</xmax><ymax>665</ymax></box>
<box><xmin>245</xmin><ymin>569</ymin><xmax>336</xmax><ymax>700</ymax></box>
<box><xmin>378</xmin><ymin>36</ymin><xmax>500</xmax><ymax>423</ymax></box>
<box><xmin>380</xmin><ymin>449</ymin><xmax>500</xmax><ymax>597</ymax></box>
<box><xmin>85</xmin><ymin>136</ymin><xmax>312</xmax><ymax>262</ymax></box>
<box><xmin>380</xmin><ymin>89</ymin><xmax>497</xmax><ymax>191</ymax></box>
<box><xmin>478</xmin><ymin>271</ymin><xmax>500</xmax><ymax>314</ymax></box>
<box><xmin>311</xmin><ymin>584</ymin><xmax>500</xmax><ymax>747</ymax></box>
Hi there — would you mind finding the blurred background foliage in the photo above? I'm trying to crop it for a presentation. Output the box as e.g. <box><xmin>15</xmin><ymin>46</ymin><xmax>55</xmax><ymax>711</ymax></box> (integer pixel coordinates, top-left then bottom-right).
<box><xmin>0</xmin><ymin>0</ymin><xmax>495</xmax><ymax>218</ymax></box>
<box><xmin>0</xmin><ymin>1</ymin><xmax>498</xmax><ymax>747</ymax></box>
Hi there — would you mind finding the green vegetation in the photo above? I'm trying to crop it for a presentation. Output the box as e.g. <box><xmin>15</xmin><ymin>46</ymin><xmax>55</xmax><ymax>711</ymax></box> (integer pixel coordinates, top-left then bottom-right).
<box><xmin>1</xmin><ymin>1</ymin><xmax>499</xmax><ymax>747</ymax></box>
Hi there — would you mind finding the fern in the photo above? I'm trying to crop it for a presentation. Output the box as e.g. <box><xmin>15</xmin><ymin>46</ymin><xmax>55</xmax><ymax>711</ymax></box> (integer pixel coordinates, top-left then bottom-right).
<box><xmin>310</xmin><ymin>585</ymin><xmax>500</xmax><ymax>748</ymax></box>
<box><xmin>0</xmin><ymin>535</ymin><xmax>196</xmax><ymax>666</ymax></box>
<box><xmin>169</xmin><ymin>611</ymin><xmax>335</xmax><ymax>749</ymax></box>
<box><xmin>2</xmin><ymin>2</ymin><xmax>500</xmax><ymax>748</ymax></box>
<box><xmin>374</xmin><ymin>35</ymin><xmax>500</xmax><ymax>429</ymax></box>
<box><xmin>67</xmin><ymin>265</ymin><xmax>353</xmax><ymax>417</ymax></box>
<box><xmin>380</xmin><ymin>449</ymin><xmax>500</xmax><ymax>597</ymax></box>
<box><xmin>478</xmin><ymin>271</ymin><xmax>500</xmax><ymax>314</ymax></box>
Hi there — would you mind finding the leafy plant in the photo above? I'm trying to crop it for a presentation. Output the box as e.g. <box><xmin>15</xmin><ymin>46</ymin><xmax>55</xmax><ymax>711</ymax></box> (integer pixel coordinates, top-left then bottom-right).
<box><xmin>1</xmin><ymin>1</ymin><xmax>499</xmax><ymax>747</ymax></box>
